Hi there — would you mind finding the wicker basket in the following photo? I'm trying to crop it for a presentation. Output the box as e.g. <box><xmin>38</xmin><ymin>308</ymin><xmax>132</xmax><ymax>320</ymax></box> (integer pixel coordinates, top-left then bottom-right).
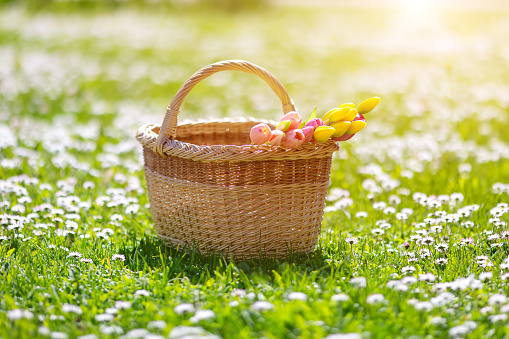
<box><xmin>136</xmin><ymin>60</ymin><xmax>339</xmax><ymax>258</ymax></box>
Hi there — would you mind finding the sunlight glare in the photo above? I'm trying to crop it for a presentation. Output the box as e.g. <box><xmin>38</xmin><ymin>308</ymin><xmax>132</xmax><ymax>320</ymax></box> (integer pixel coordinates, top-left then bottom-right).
<box><xmin>400</xmin><ymin>0</ymin><xmax>435</xmax><ymax>12</ymax></box>
<box><xmin>393</xmin><ymin>0</ymin><xmax>443</xmax><ymax>32</ymax></box>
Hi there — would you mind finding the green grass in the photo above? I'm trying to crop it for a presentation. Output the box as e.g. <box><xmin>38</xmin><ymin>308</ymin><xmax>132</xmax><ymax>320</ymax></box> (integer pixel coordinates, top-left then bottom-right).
<box><xmin>1</xmin><ymin>2</ymin><xmax>509</xmax><ymax>339</ymax></box>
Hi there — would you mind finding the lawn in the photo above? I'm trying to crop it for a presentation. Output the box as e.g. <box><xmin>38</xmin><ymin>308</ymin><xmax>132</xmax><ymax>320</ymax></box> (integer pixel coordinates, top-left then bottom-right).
<box><xmin>1</xmin><ymin>1</ymin><xmax>509</xmax><ymax>338</ymax></box>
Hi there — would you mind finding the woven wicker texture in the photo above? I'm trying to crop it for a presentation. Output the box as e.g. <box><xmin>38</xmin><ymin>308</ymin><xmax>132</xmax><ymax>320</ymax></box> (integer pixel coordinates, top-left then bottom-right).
<box><xmin>136</xmin><ymin>60</ymin><xmax>339</xmax><ymax>258</ymax></box>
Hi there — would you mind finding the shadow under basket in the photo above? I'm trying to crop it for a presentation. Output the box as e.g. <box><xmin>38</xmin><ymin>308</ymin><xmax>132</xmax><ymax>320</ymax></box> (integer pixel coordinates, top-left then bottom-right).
<box><xmin>135</xmin><ymin>60</ymin><xmax>339</xmax><ymax>259</ymax></box>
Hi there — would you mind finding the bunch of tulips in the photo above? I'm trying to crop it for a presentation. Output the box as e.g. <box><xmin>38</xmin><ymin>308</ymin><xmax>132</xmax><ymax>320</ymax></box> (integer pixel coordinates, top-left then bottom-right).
<box><xmin>250</xmin><ymin>96</ymin><xmax>380</xmax><ymax>148</ymax></box>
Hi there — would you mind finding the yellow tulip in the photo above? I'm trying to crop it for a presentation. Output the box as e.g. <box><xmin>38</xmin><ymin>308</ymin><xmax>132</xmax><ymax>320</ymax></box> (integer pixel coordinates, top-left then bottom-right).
<box><xmin>330</xmin><ymin>121</ymin><xmax>352</xmax><ymax>137</ymax></box>
<box><xmin>341</xmin><ymin>108</ymin><xmax>357</xmax><ymax>121</ymax></box>
<box><xmin>313</xmin><ymin>126</ymin><xmax>336</xmax><ymax>142</ymax></box>
<box><xmin>345</xmin><ymin>120</ymin><xmax>366</xmax><ymax>134</ymax></box>
<box><xmin>322</xmin><ymin>108</ymin><xmax>338</xmax><ymax>122</ymax></box>
<box><xmin>338</xmin><ymin>102</ymin><xmax>355</xmax><ymax>109</ymax></box>
<box><xmin>328</xmin><ymin>106</ymin><xmax>351</xmax><ymax>123</ymax></box>
<box><xmin>357</xmin><ymin>97</ymin><xmax>381</xmax><ymax>114</ymax></box>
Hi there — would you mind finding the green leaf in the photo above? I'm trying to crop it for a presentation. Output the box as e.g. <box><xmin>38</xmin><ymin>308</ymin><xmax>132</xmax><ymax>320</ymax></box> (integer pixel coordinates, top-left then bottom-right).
<box><xmin>299</xmin><ymin>107</ymin><xmax>317</xmax><ymax>128</ymax></box>
<box><xmin>307</xmin><ymin>107</ymin><xmax>317</xmax><ymax>121</ymax></box>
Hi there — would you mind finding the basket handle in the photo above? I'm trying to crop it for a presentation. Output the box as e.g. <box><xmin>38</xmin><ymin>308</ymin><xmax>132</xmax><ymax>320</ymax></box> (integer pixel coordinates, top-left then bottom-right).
<box><xmin>153</xmin><ymin>60</ymin><xmax>297</xmax><ymax>155</ymax></box>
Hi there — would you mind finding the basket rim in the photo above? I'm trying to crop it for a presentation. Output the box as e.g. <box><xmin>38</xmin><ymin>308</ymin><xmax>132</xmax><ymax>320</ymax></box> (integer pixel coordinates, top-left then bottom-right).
<box><xmin>136</xmin><ymin>118</ymin><xmax>340</xmax><ymax>162</ymax></box>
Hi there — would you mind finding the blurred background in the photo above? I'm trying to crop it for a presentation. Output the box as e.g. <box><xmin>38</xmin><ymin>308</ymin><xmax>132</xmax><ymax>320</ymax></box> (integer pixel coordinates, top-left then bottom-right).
<box><xmin>1</xmin><ymin>0</ymin><xmax>508</xmax><ymax>193</ymax></box>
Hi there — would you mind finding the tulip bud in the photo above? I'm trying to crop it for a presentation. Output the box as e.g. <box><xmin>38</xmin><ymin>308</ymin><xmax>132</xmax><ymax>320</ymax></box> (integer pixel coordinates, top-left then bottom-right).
<box><xmin>250</xmin><ymin>123</ymin><xmax>271</xmax><ymax>145</ymax></box>
<box><xmin>268</xmin><ymin>129</ymin><xmax>285</xmax><ymax>146</ymax></box>
<box><xmin>330</xmin><ymin>121</ymin><xmax>352</xmax><ymax>137</ymax></box>
<box><xmin>332</xmin><ymin>113</ymin><xmax>366</xmax><ymax>142</ymax></box>
<box><xmin>357</xmin><ymin>97</ymin><xmax>381</xmax><ymax>114</ymax></box>
<box><xmin>345</xmin><ymin>120</ymin><xmax>366</xmax><ymax>135</ymax></box>
<box><xmin>281</xmin><ymin>129</ymin><xmax>305</xmax><ymax>148</ymax></box>
<box><xmin>301</xmin><ymin>126</ymin><xmax>315</xmax><ymax>143</ymax></box>
<box><xmin>341</xmin><ymin>107</ymin><xmax>357</xmax><ymax>121</ymax></box>
<box><xmin>355</xmin><ymin>113</ymin><xmax>366</xmax><ymax>122</ymax></box>
<box><xmin>328</xmin><ymin>106</ymin><xmax>351</xmax><ymax>123</ymax></box>
<box><xmin>345</xmin><ymin>113</ymin><xmax>366</xmax><ymax>134</ymax></box>
<box><xmin>275</xmin><ymin>120</ymin><xmax>291</xmax><ymax>132</ymax></box>
<box><xmin>304</xmin><ymin>118</ymin><xmax>324</xmax><ymax>129</ymax></box>
<box><xmin>339</xmin><ymin>102</ymin><xmax>355</xmax><ymax>109</ymax></box>
<box><xmin>280</xmin><ymin>111</ymin><xmax>302</xmax><ymax>130</ymax></box>
<box><xmin>313</xmin><ymin>126</ymin><xmax>336</xmax><ymax>142</ymax></box>
<box><xmin>331</xmin><ymin>133</ymin><xmax>355</xmax><ymax>142</ymax></box>
<box><xmin>322</xmin><ymin>108</ymin><xmax>338</xmax><ymax>122</ymax></box>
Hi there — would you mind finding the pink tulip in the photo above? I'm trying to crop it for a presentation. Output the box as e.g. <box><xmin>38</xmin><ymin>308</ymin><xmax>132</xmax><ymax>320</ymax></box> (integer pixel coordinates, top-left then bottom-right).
<box><xmin>331</xmin><ymin>133</ymin><xmax>355</xmax><ymax>142</ymax></box>
<box><xmin>280</xmin><ymin>111</ymin><xmax>302</xmax><ymax>130</ymax></box>
<box><xmin>304</xmin><ymin>118</ymin><xmax>324</xmax><ymax>129</ymax></box>
<box><xmin>268</xmin><ymin>129</ymin><xmax>285</xmax><ymax>146</ymax></box>
<box><xmin>301</xmin><ymin>125</ymin><xmax>315</xmax><ymax>143</ymax></box>
<box><xmin>281</xmin><ymin>129</ymin><xmax>305</xmax><ymax>148</ymax></box>
<box><xmin>354</xmin><ymin>113</ymin><xmax>366</xmax><ymax>123</ymax></box>
<box><xmin>250</xmin><ymin>123</ymin><xmax>271</xmax><ymax>145</ymax></box>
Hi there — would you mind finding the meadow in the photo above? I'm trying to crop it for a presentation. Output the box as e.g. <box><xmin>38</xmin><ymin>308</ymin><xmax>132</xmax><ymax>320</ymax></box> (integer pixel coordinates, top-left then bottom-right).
<box><xmin>1</xmin><ymin>1</ymin><xmax>509</xmax><ymax>338</ymax></box>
